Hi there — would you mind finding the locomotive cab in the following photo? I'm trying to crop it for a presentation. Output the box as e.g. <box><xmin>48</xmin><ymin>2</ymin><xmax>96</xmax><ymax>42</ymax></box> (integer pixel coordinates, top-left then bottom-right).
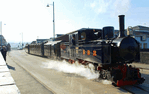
<box><xmin>78</xmin><ymin>29</ymin><xmax>98</xmax><ymax>41</ymax></box>
<box><xmin>68</xmin><ymin>28</ymin><xmax>102</xmax><ymax>45</ymax></box>
<box><xmin>102</xmin><ymin>26</ymin><xmax>114</xmax><ymax>39</ymax></box>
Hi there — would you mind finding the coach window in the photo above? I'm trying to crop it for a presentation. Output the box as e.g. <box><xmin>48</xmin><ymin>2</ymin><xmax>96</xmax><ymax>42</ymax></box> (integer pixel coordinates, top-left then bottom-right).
<box><xmin>81</xmin><ymin>32</ymin><xmax>86</xmax><ymax>40</ymax></box>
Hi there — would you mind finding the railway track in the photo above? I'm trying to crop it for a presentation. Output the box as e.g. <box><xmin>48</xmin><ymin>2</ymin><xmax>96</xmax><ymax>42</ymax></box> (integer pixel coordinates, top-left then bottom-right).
<box><xmin>93</xmin><ymin>66</ymin><xmax>149</xmax><ymax>94</ymax></box>
<box><xmin>121</xmin><ymin>84</ymin><xmax>149</xmax><ymax>94</ymax></box>
<box><xmin>94</xmin><ymin>78</ymin><xmax>149</xmax><ymax>94</ymax></box>
<box><xmin>117</xmin><ymin>66</ymin><xmax>149</xmax><ymax>94</ymax></box>
<box><xmin>138</xmin><ymin>67</ymin><xmax>149</xmax><ymax>70</ymax></box>
<box><xmin>119</xmin><ymin>66</ymin><xmax>149</xmax><ymax>94</ymax></box>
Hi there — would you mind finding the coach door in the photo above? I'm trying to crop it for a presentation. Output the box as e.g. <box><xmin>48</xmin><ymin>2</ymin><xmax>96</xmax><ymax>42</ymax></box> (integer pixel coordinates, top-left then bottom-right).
<box><xmin>69</xmin><ymin>32</ymin><xmax>78</xmax><ymax>60</ymax></box>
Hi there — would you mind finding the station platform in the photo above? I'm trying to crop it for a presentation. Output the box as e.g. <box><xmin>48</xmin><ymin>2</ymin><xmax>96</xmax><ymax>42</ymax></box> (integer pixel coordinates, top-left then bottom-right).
<box><xmin>131</xmin><ymin>63</ymin><xmax>149</xmax><ymax>70</ymax></box>
<box><xmin>0</xmin><ymin>53</ymin><xmax>20</xmax><ymax>94</ymax></box>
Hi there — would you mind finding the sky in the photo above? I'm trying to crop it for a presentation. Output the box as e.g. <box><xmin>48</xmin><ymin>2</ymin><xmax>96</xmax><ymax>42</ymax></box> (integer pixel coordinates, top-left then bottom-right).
<box><xmin>0</xmin><ymin>0</ymin><xmax>149</xmax><ymax>43</ymax></box>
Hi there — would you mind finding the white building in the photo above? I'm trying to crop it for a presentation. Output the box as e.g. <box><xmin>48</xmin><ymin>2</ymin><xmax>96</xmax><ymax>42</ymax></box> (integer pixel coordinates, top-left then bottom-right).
<box><xmin>131</xmin><ymin>26</ymin><xmax>149</xmax><ymax>49</ymax></box>
<box><xmin>114</xmin><ymin>25</ymin><xmax>149</xmax><ymax>49</ymax></box>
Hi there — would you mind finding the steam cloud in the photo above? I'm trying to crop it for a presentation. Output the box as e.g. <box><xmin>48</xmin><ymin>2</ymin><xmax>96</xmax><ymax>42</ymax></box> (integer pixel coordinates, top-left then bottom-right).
<box><xmin>42</xmin><ymin>60</ymin><xmax>112</xmax><ymax>85</ymax></box>
<box><xmin>90</xmin><ymin>0</ymin><xmax>131</xmax><ymax>16</ymax></box>
<box><xmin>43</xmin><ymin>60</ymin><xmax>99</xmax><ymax>79</ymax></box>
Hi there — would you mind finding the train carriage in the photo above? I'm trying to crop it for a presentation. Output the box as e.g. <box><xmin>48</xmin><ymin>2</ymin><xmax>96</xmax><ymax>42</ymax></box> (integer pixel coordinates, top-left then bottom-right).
<box><xmin>44</xmin><ymin>44</ymin><xmax>51</xmax><ymax>58</ymax></box>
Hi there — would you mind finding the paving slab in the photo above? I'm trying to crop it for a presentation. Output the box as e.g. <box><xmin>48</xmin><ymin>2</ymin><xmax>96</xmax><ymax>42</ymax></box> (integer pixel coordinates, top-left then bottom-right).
<box><xmin>0</xmin><ymin>58</ymin><xmax>6</xmax><ymax>66</ymax></box>
<box><xmin>0</xmin><ymin>66</ymin><xmax>9</xmax><ymax>72</ymax></box>
<box><xmin>0</xmin><ymin>77</ymin><xmax>15</xmax><ymax>86</ymax></box>
<box><xmin>0</xmin><ymin>85</ymin><xmax>20</xmax><ymax>94</ymax></box>
<box><xmin>131</xmin><ymin>63</ymin><xmax>149</xmax><ymax>69</ymax></box>
<box><xmin>0</xmin><ymin>72</ymin><xmax>11</xmax><ymax>77</ymax></box>
<box><xmin>0</xmin><ymin>53</ymin><xmax>20</xmax><ymax>94</ymax></box>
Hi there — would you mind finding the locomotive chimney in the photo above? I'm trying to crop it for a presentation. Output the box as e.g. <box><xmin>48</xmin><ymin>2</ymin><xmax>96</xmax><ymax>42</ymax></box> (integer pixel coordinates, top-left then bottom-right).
<box><xmin>119</xmin><ymin>15</ymin><xmax>125</xmax><ymax>37</ymax></box>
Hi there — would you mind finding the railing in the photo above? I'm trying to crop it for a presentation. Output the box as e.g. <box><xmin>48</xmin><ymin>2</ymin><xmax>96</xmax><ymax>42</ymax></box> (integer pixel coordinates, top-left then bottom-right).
<box><xmin>140</xmin><ymin>49</ymin><xmax>149</xmax><ymax>52</ymax></box>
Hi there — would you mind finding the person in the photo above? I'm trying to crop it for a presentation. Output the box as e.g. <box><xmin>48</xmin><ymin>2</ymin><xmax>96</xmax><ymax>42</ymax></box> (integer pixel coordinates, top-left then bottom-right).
<box><xmin>72</xmin><ymin>34</ymin><xmax>76</xmax><ymax>46</ymax></box>
<box><xmin>1</xmin><ymin>46</ymin><xmax>7</xmax><ymax>61</ymax></box>
<box><xmin>7</xmin><ymin>43</ymin><xmax>11</xmax><ymax>51</ymax></box>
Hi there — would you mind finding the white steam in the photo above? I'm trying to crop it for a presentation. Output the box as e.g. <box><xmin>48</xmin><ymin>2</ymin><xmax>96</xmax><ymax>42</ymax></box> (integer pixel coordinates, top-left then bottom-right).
<box><xmin>101</xmin><ymin>80</ymin><xmax>112</xmax><ymax>85</ymax></box>
<box><xmin>90</xmin><ymin>0</ymin><xmax>131</xmax><ymax>16</ymax></box>
<box><xmin>42</xmin><ymin>60</ymin><xmax>112</xmax><ymax>85</ymax></box>
<box><xmin>42</xmin><ymin>60</ymin><xmax>99</xmax><ymax>79</ymax></box>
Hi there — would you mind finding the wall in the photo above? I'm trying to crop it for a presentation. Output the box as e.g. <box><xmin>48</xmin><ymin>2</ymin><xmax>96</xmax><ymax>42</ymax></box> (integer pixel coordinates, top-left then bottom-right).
<box><xmin>137</xmin><ymin>51</ymin><xmax>149</xmax><ymax>64</ymax></box>
<box><xmin>135</xmin><ymin>36</ymin><xmax>149</xmax><ymax>49</ymax></box>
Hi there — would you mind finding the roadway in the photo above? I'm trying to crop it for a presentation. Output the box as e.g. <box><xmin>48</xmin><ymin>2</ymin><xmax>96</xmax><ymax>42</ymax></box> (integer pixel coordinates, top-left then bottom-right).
<box><xmin>7</xmin><ymin>50</ymin><xmax>149</xmax><ymax>94</ymax></box>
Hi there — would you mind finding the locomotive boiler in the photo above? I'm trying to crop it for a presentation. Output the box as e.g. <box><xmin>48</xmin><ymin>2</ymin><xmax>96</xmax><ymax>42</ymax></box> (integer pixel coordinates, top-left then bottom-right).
<box><xmin>25</xmin><ymin>15</ymin><xmax>145</xmax><ymax>87</ymax></box>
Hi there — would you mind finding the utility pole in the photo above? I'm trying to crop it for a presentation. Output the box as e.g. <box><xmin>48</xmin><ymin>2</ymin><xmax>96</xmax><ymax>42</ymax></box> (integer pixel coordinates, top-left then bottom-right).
<box><xmin>47</xmin><ymin>1</ymin><xmax>55</xmax><ymax>41</ymax></box>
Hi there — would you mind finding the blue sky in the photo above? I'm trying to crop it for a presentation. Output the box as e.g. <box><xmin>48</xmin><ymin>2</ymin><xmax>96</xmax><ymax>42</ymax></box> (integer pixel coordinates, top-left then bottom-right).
<box><xmin>0</xmin><ymin>0</ymin><xmax>149</xmax><ymax>43</ymax></box>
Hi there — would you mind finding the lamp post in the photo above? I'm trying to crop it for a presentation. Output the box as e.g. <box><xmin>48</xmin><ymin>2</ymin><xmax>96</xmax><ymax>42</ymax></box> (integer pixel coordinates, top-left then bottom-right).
<box><xmin>19</xmin><ymin>32</ymin><xmax>23</xmax><ymax>49</ymax></box>
<box><xmin>47</xmin><ymin>1</ymin><xmax>55</xmax><ymax>41</ymax></box>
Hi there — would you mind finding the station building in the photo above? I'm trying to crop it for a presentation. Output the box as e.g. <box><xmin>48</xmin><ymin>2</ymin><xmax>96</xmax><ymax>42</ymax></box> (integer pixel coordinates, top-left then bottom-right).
<box><xmin>131</xmin><ymin>26</ymin><xmax>149</xmax><ymax>49</ymax></box>
<box><xmin>115</xmin><ymin>25</ymin><xmax>149</xmax><ymax>49</ymax></box>
<box><xmin>36</xmin><ymin>39</ymin><xmax>49</xmax><ymax>44</ymax></box>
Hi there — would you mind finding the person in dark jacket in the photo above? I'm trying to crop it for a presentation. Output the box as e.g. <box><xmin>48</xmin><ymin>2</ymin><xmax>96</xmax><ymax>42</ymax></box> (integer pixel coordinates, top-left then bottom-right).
<box><xmin>1</xmin><ymin>46</ymin><xmax>7</xmax><ymax>61</ymax></box>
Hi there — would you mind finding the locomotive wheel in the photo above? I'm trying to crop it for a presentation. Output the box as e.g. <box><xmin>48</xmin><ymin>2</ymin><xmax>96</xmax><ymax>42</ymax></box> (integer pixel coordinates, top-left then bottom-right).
<box><xmin>100</xmin><ymin>70</ymin><xmax>111</xmax><ymax>80</ymax></box>
<box><xmin>106</xmin><ymin>71</ymin><xmax>112</xmax><ymax>80</ymax></box>
<box><xmin>100</xmin><ymin>70</ymin><xmax>105</xmax><ymax>79</ymax></box>
<box><xmin>102</xmin><ymin>70</ymin><xmax>106</xmax><ymax>79</ymax></box>
<box><xmin>112</xmin><ymin>69</ymin><xmax>123</xmax><ymax>82</ymax></box>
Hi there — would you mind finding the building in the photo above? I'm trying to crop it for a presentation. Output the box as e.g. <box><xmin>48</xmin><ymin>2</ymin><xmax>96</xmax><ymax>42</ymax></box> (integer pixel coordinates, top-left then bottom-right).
<box><xmin>131</xmin><ymin>25</ymin><xmax>149</xmax><ymax>49</ymax></box>
<box><xmin>30</xmin><ymin>41</ymin><xmax>36</xmax><ymax>44</ymax></box>
<box><xmin>36</xmin><ymin>39</ymin><xmax>49</xmax><ymax>44</ymax></box>
<box><xmin>56</xmin><ymin>34</ymin><xmax>64</xmax><ymax>38</ymax></box>
<box><xmin>115</xmin><ymin>25</ymin><xmax>149</xmax><ymax>49</ymax></box>
<box><xmin>30</xmin><ymin>39</ymin><xmax>49</xmax><ymax>45</ymax></box>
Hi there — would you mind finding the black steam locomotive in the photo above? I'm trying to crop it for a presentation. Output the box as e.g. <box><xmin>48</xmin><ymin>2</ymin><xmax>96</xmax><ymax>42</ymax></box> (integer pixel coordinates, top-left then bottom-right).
<box><xmin>25</xmin><ymin>15</ymin><xmax>145</xmax><ymax>87</ymax></box>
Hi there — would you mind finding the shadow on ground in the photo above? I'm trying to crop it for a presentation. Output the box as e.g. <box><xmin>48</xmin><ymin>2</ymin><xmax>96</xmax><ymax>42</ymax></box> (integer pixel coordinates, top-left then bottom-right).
<box><xmin>7</xmin><ymin>64</ymin><xmax>16</xmax><ymax>70</ymax></box>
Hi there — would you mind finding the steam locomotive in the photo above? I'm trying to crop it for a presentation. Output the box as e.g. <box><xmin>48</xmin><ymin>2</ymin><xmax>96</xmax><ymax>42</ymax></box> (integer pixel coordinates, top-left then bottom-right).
<box><xmin>25</xmin><ymin>15</ymin><xmax>145</xmax><ymax>87</ymax></box>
